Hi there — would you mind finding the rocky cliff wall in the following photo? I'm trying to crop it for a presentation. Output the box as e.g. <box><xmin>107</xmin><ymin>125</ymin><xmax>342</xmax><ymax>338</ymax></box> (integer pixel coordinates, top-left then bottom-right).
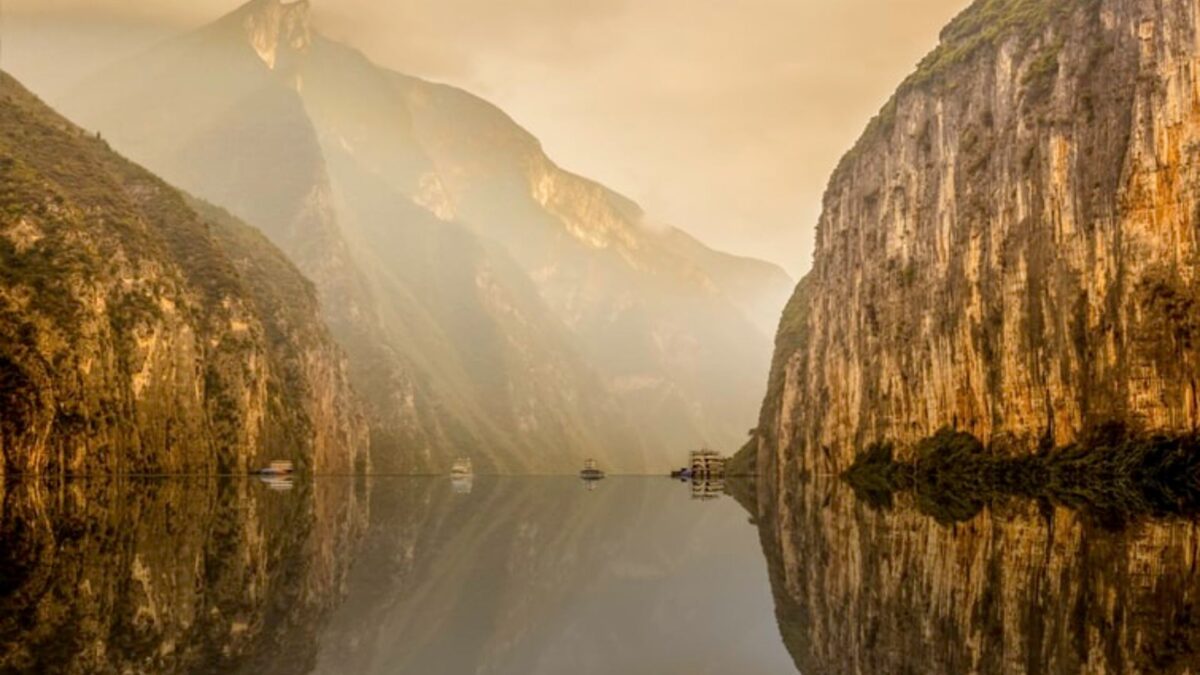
<box><xmin>0</xmin><ymin>72</ymin><xmax>366</xmax><ymax>475</ymax></box>
<box><xmin>757</xmin><ymin>0</ymin><xmax>1200</xmax><ymax>481</ymax></box>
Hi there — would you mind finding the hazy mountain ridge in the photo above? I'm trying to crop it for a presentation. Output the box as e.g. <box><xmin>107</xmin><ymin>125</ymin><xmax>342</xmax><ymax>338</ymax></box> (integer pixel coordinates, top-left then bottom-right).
<box><xmin>0</xmin><ymin>71</ymin><xmax>366</xmax><ymax>475</ymax></box>
<box><xmin>749</xmin><ymin>0</ymin><xmax>1200</xmax><ymax>483</ymax></box>
<box><xmin>59</xmin><ymin>0</ymin><xmax>792</xmax><ymax>472</ymax></box>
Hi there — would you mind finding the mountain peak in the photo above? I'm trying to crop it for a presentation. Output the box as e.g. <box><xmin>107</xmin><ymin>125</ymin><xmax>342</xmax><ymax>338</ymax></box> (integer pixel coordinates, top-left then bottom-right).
<box><xmin>233</xmin><ymin>0</ymin><xmax>312</xmax><ymax>70</ymax></box>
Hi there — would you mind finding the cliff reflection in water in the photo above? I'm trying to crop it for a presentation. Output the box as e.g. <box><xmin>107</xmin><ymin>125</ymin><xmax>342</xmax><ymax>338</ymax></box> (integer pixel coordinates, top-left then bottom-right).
<box><xmin>739</xmin><ymin>474</ymin><xmax>1200</xmax><ymax>674</ymax></box>
<box><xmin>311</xmin><ymin>477</ymin><xmax>790</xmax><ymax>674</ymax></box>
<box><xmin>0</xmin><ymin>477</ymin><xmax>791</xmax><ymax>674</ymax></box>
<box><xmin>0</xmin><ymin>477</ymin><xmax>368</xmax><ymax>675</ymax></box>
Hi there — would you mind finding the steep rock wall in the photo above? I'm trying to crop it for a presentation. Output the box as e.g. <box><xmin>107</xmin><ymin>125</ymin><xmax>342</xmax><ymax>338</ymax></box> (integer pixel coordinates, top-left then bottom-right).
<box><xmin>0</xmin><ymin>72</ymin><xmax>365</xmax><ymax>475</ymax></box>
<box><xmin>758</xmin><ymin>0</ymin><xmax>1200</xmax><ymax>480</ymax></box>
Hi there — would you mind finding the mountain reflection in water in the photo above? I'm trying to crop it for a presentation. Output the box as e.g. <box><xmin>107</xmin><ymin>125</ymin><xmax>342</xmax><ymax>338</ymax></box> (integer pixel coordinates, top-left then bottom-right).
<box><xmin>739</xmin><ymin>473</ymin><xmax>1200</xmax><ymax>674</ymax></box>
<box><xmin>7</xmin><ymin>473</ymin><xmax>1193</xmax><ymax>674</ymax></box>
<box><xmin>0</xmin><ymin>477</ymin><xmax>790</xmax><ymax>674</ymax></box>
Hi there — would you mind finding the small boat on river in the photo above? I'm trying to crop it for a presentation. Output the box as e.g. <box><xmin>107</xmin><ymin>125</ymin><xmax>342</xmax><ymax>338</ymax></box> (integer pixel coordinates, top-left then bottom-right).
<box><xmin>580</xmin><ymin>459</ymin><xmax>605</xmax><ymax>480</ymax></box>
<box><xmin>451</xmin><ymin>457</ymin><xmax>474</xmax><ymax>477</ymax></box>
<box><xmin>253</xmin><ymin>460</ymin><xmax>295</xmax><ymax>476</ymax></box>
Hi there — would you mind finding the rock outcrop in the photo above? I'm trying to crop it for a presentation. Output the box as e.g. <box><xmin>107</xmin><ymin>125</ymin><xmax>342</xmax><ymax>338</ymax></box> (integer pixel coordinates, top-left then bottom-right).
<box><xmin>753</xmin><ymin>0</ymin><xmax>1200</xmax><ymax>483</ymax></box>
<box><xmin>0</xmin><ymin>72</ymin><xmax>366</xmax><ymax>475</ymax></box>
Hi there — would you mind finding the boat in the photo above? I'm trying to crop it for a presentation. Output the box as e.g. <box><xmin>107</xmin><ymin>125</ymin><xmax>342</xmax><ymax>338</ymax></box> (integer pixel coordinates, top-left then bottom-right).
<box><xmin>580</xmin><ymin>458</ymin><xmax>605</xmax><ymax>480</ymax></box>
<box><xmin>450</xmin><ymin>457</ymin><xmax>474</xmax><ymax>477</ymax></box>
<box><xmin>254</xmin><ymin>460</ymin><xmax>295</xmax><ymax>476</ymax></box>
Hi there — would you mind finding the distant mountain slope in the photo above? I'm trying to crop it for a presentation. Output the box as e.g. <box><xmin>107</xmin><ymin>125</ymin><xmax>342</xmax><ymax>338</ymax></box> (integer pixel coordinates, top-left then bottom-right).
<box><xmin>61</xmin><ymin>0</ymin><xmax>792</xmax><ymax>471</ymax></box>
<box><xmin>0</xmin><ymin>71</ymin><xmax>366</xmax><ymax>475</ymax></box>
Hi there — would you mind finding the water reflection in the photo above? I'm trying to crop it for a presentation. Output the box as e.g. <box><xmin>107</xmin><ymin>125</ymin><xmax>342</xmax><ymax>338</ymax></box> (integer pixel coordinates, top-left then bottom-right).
<box><xmin>739</xmin><ymin>473</ymin><xmax>1200</xmax><ymax>674</ymax></box>
<box><xmin>312</xmin><ymin>477</ymin><xmax>791</xmax><ymax>674</ymax></box>
<box><xmin>0</xmin><ymin>477</ymin><xmax>368</xmax><ymax>675</ymax></box>
<box><xmin>450</xmin><ymin>475</ymin><xmax>473</xmax><ymax>495</ymax></box>
<box><xmin>0</xmin><ymin>477</ymin><xmax>790</xmax><ymax>674</ymax></box>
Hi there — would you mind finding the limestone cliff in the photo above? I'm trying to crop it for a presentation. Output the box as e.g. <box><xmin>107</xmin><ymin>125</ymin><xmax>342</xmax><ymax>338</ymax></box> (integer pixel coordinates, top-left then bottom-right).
<box><xmin>0</xmin><ymin>72</ymin><xmax>366</xmax><ymax>475</ymax></box>
<box><xmin>754</xmin><ymin>0</ymin><xmax>1200</xmax><ymax>482</ymax></box>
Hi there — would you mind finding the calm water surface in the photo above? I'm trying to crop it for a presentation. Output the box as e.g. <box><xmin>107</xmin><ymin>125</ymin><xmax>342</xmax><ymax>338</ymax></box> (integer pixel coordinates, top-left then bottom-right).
<box><xmin>0</xmin><ymin>477</ymin><xmax>794</xmax><ymax>674</ymax></box>
<box><xmin>4</xmin><ymin>474</ymin><xmax>1199</xmax><ymax>674</ymax></box>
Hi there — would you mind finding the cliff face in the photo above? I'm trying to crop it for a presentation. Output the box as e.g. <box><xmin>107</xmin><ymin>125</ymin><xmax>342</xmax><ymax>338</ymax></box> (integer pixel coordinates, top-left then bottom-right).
<box><xmin>0</xmin><ymin>72</ymin><xmax>365</xmax><ymax>475</ymax></box>
<box><xmin>756</xmin><ymin>0</ymin><xmax>1200</xmax><ymax>480</ymax></box>
<box><xmin>58</xmin><ymin>0</ymin><xmax>793</xmax><ymax>472</ymax></box>
<box><xmin>742</xmin><ymin>473</ymin><xmax>1200</xmax><ymax>675</ymax></box>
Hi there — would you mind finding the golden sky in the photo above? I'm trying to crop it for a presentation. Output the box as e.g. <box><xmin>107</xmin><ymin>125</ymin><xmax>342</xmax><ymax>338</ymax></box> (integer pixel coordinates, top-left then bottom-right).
<box><xmin>7</xmin><ymin>0</ymin><xmax>968</xmax><ymax>273</ymax></box>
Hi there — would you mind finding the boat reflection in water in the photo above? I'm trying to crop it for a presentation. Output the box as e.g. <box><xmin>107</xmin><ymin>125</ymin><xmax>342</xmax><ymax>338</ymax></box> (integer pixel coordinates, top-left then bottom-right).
<box><xmin>451</xmin><ymin>475</ymin><xmax>474</xmax><ymax>494</ymax></box>
<box><xmin>257</xmin><ymin>474</ymin><xmax>296</xmax><ymax>491</ymax></box>
<box><xmin>689</xmin><ymin>478</ymin><xmax>725</xmax><ymax>501</ymax></box>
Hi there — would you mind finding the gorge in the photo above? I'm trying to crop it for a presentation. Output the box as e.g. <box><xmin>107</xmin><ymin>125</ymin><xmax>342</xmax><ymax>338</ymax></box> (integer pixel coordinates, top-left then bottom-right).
<box><xmin>7</xmin><ymin>0</ymin><xmax>1200</xmax><ymax>672</ymax></box>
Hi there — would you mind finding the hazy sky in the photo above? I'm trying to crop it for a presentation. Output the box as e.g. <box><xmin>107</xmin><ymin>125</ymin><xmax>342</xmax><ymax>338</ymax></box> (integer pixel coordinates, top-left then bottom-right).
<box><xmin>5</xmin><ymin>0</ymin><xmax>968</xmax><ymax>274</ymax></box>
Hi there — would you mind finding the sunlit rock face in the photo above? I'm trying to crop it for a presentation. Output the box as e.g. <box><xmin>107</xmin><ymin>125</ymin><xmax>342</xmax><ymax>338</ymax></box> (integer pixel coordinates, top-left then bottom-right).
<box><xmin>753</xmin><ymin>0</ymin><xmax>1200</xmax><ymax>482</ymax></box>
<box><xmin>60</xmin><ymin>0</ymin><xmax>793</xmax><ymax>473</ymax></box>
<box><xmin>239</xmin><ymin>0</ymin><xmax>312</xmax><ymax>71</ymax></box>
<box><xmin>0</xmin><ymin>477</ymin><xmax>368</xmax><ymax>674</ymax></box>
<box><xmin>0</xmin><ymin>73</ymin><xmax>365</xmax><ymax>476</ymax></box>
<box><xmin>740</xmin><ymin>474</ymin><xmax>1200</xmax><ymax>675</ymax></box>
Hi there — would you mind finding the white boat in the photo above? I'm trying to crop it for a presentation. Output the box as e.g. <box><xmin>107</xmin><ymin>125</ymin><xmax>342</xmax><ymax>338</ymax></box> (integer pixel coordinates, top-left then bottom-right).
<box><xmin>255</xmin><ymin>460</ymin><xmax>295</xmax><ymax>476</ymax></box>
<box><xmin>451</xmin><ymin>457</ymin><xmax>474</xmax><ymax>477</ymax></box>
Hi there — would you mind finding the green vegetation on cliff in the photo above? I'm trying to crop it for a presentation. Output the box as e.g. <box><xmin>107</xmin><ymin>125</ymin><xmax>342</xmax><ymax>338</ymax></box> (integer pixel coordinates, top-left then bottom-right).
<box><xmin>844</xmin><ymin>426</ymin><xmax>1200</xmax><ymax>526</ymax></box>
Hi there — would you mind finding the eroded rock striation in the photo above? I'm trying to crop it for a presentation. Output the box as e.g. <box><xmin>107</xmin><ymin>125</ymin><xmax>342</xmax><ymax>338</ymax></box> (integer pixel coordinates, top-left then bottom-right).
<box><xmin>752</xmin><ymin>0</ymin><xmax>1200</xmax><ymax>484</ymax></box>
